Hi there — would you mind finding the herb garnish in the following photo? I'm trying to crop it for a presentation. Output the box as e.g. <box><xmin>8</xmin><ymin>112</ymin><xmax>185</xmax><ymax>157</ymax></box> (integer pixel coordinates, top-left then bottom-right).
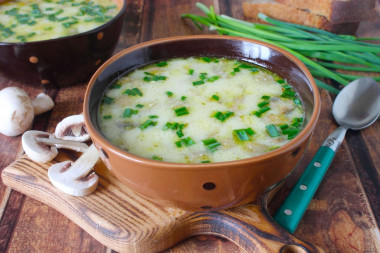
<box><xmin>266</xmin><ymin>124</ymin><xmax>280</xmax><ymax>137</ymax></box>
<box><xmin>139</xmin><ymin>119</ymin><xmax>157</xmax><ymax>130</ymax></box>
<box><xmin>213</xmin><ymin>111</ymin><xmax>234</xmax><ymax>122</ymax></box>
<box><xmin>174</xmin><ymin>107</ymin><xmax>189</xmax><ymax>116</ymax></box>
<box><xmin>233</xmin><ymin>128</ymin><xmax>255</xmax><ymax>141</ymax></box>
<box><xmin>143</xmin><ymin>72</ymin><xmax>167</xmax><ymax>82</ymax></box>
<box><xmin>202</xmin><ymin>138</ymin><xmax>221</xmax><ymax>152</ymax></box>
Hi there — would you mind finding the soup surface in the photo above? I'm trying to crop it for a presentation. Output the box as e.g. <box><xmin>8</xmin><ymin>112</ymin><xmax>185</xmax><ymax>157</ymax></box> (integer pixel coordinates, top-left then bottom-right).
<box><xmin>99</xmin><ymin>57</ymin><xmax>305</xmax><ymax>163</ymax></box>
<box><xmin>0</xmin><ymin>0</ymin><xmax>118</xmax><ymax>43</ymax></box>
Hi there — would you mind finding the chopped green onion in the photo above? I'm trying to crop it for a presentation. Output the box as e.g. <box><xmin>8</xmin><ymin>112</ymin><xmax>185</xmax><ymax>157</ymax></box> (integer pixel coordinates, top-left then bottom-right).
<box><xmin>207</xmin><ymin>76</ymin><xmax>219</xmax><ymax>82</ymax></box>
<box><xmin>211</xmin><ymin>94</ymin><xmax>220</xmax><ymax>101</ymax></box>
<box><xmin>202</xmin><ymin>138</ymin><xmax>221</xmax><ymax>152</ymax></box>
<box><xmin>103</xmin><ymin>115</ymin><xmax>112</xmax><ymax>119</ymax></box>
<box><xmin>174</xmin><ymin>106</ymin><xmax>189</xmax><ymax>116</ymax></box>
<box><xmin>176</xmin><ymin>137</ymin><xmax>195</xmax><ymax>147</ymax></box>
<box><xmin>213</xmin><ymin>111</ymin><xmax>234</xmax><ymax>122</ymax></box>
<box><xmin>188</xmin><ymin>69</ymin><xmax>194</xmax><ymax>75</ymax></box>
<box><xmin>176</xmin><ymin>130</ymin><xmax>184</xmax><ymax>138</ymax></box>
<box><xmin>143</xmin><ymin>72</ymin><xmax>167</xmax><ymax>82</ymax></box>
<box><xmin>291</xmin><ymin>117</ymin><xmax>304</xmax><ymax>127</ymax></box>
<box><xmin>279</xmin><ymin>124</ymin><xmax>289</xmax><ymax>130</ymax></box>
<box><xmin>166</xmin><ymin>91</ymin><xmax>173</xmax><ymax>97</ymax></box>
<box><xmin>253</xmin><ymin>106</ymin><xmax>271</xmax><ymax>117</ymax></box>
<box><xmin>238</xmin><ymin>63</ymin><xmax>251</xmax><ymax>69</ymax></box>
<box><xmin>181</xmin><ymin>96</ymin><xmax>187</xmax><ymax>101</ymax></box>
<box><xmin>282</xmin><ymin>128</ymin><xmax>300</xmax><ymax>137</ymax></box>
<box><xmin>261</xmin><ymin>95</ymin><xmax>271</xmax><ymax>100</ymax></box>
<box><xmin>201</xmin><ymin>160</ymin><xmax>210</xmax><ymax>163</ymax></box>
<box><xmin>152</xmin><ymin>155</ymin><xmax>163</xmax><ymax>161</ymax></box>
<box><xmin>123</xmin><ymin>108</ymin><xmax>138</xmax><ymax>118</ymax></box>
<box><xmin>201</xmin><ymin>56</ymin><xmax>212</xmax><ymax>62</ymax></box>
<box><xmin>266</xmin><ymin>124</ymin><xmax>280</xmax><ymax>137</ymax></box>
<box><xmin>233</xmin><ymin>128</ymin><xmax>255</xmax><ymax>141</ymax></box>
<box><xmin>199</xmin><ymin>73</ymin><xmax>207</xmax><ymax>79</ymax></box>
<box><xmin>192</xmin><ymin>80</ymin><xmax>204</xmax><ymax>86</ymax></box>
<box><xmin>257</xmin><ymin>101</ymin><xmax>269</xmax><ymax>108</ymax></box>
<box><xmin>181</xmin><ymin>137</ymin><xmax>195</xmax><ymax>146</ymax></box>
<box><xmin>102</xmin><ymin>96</ymin><xmax>114</xmax><ymax>104</ymax></box>
<box><xmin>124</xmin><ymin>88</ymin><xmax>143</xmax><ymax>96</ymax></box>
<box><xmin>139</xmin><ymin>119</ymin><xmax>157</xmax><ymax>130</ymax></box>
<box><xmin>156</xmin><ymin>61</ymin><xmax>168</xmax><ymax>67</ymax></box>
<box><xmin>281</xmin><ymin>89</ymin><xmax>296</xmax><ymax>98</ymax></box>
<box><xmin>294</xmin><ymin>98</ymin><xmax>302</xmax><ymax>105</ymax></box>
<box><xmin>149</xmin><ymin>115</ymin><xmax>158</xmax><ymax>119</ymax></box>
<box><xmin>135</xmin><ymin>104</ymin><xmax>144</xmax><ymax>108</ymax></box>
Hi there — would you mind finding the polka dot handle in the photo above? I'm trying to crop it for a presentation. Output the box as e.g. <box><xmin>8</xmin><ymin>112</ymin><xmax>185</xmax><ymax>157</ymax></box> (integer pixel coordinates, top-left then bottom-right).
<box><xmin>274</xmin><ymin>146</ymin><xmax>336</xmax><ymax>233</ymax></box>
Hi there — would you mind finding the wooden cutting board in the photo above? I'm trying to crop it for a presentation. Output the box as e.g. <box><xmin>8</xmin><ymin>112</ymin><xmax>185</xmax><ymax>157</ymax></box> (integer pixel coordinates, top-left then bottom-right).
<box><xmin>1</xmin><ymin>151</ymin><xmax>323</xmax><ymax>253</ymax></box>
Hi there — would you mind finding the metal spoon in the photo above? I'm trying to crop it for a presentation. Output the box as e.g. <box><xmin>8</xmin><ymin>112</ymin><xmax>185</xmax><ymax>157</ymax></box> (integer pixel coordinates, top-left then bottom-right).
<box><xmin>274</xmin><ymin>77</ymin><xmax>380</xmax><ymax>233</ymax></box>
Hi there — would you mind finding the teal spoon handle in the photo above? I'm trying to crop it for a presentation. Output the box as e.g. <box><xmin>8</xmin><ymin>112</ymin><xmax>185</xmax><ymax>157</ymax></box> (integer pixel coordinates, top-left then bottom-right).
<box><xmin>274</xmin><ymin>126</ymin><xmax>347</xmax><ymax>233</ymax></box>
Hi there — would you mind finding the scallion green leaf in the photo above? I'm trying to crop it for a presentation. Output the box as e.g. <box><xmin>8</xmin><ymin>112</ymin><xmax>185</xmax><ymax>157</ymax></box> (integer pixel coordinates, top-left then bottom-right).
<box><xmin>139</xmin><ymin>119</ymin><xmax>157</xmax><ymax>130</ymax></box>
<box><xmin>213</xmin><ymin>111</ymin><xmax>234</xmax><ymax>122</ymax></box>
<box><xmin>266</xmin><ymin>124</ymin><xmax>280</xmax><ymax>137</ymax></box>
<box><xmin>174</xmin><ymin>106</ymin><xmax>189</xmax><ymax>116</ymax></box>
<box><xmin>202</xmin><ymin>138</ymin><xmax>221</xmax><ymax>152</ymax></box>
<box><xmin>233</xmin><ymin>128</ymin><xmax>255</xmax><ymax>141</ymax></box>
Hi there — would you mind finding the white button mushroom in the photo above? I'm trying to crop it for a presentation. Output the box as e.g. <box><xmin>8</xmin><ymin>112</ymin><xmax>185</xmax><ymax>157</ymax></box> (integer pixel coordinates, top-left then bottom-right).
<box><xmin>48</xmin><ymin>144</ymin><xmax>100</xmax><ymax>196</ymax></box>
<box><xmin>22</xmin><ymin>130</ymin><xmax>89</xmax><ymax>163</ymax></box>
<box><xmin>54</xmin><ymin>114</ymin><xmax>90</xmax><ymax>142</ymax></box>
<box><xmin>0</xmin><ymin>87</ymin><xmax>54</xmax><ymax>136</ymax></box>
<box><xmin>22</xmin><ymin>131</ymin><xmax>58</xmax><ymax>163</ymax></box>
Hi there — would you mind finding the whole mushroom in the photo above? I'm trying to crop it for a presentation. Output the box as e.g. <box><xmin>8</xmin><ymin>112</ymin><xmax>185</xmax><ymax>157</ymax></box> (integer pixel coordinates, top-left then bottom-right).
<box><xmin>0</xmin><ymin>87</ymin><xmax>54</xmax><ymax>136</ymax></box>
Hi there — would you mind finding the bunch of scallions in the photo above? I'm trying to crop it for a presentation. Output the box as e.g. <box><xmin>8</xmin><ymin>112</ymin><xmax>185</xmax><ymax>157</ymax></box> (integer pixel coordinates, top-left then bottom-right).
<box><xmin>182</xmin><ymin>3</ymin><xmax>380</xmax><ymax>94</ymax></box>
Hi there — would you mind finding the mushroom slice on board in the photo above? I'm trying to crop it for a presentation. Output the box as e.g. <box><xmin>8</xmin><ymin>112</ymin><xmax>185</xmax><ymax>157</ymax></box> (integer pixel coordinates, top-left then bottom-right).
<box><xmin>22</xmin><ymin>130</ymin><xmax>89</xmax><ymax>163</ymax></box>
<box><xmin>48</xmin><ymin>144</ymin><xmax>100</xmax><ymax>196</ymax></box>
<box><xmin>55</xmin><ymin>114</ymin><xmax>90</xmax><ymax>142</ymax></box>
<box><xmin>22</xmin><ymin>131</ymin><xmax>59</xmax><ymax>163</ymax></box>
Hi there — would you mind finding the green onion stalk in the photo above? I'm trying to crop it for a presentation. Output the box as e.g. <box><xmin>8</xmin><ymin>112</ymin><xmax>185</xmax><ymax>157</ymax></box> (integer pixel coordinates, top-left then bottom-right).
<box><xmin>182</xmin><ymin>3</ymin><xmax>380</xmax><ymax>94</ymax></box>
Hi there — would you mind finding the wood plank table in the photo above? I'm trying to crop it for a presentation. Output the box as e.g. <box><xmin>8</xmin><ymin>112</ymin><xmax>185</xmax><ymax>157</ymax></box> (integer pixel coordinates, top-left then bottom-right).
<box><xmin>1</xmin><ymin>0</ymin><xmax>379</xmax><ymax>252</ymax></box>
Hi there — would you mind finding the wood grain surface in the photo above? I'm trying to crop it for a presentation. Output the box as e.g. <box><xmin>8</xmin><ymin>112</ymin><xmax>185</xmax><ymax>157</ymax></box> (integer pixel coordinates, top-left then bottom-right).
<box><xmin>2</xmin><ymin>153</ymin><xmax>324</xmax><ymax>253</ymax></box>
<box><xmin>0</xmin><ymin>0</ymin><xmax>380</xmax><ymax>252</ymax></box>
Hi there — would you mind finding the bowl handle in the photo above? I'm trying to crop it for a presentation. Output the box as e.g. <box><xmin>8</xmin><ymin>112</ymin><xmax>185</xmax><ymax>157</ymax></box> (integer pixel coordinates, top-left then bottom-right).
<box><xmin>181</xmin><ymin>199</ymin><xmax>324</xmax><ymax>252</ymax></box>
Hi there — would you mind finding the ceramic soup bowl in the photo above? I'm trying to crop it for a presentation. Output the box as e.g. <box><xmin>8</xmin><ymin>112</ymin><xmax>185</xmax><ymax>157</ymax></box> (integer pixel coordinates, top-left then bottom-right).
<box><xmin>0</xmin><ymin>0</ymin><xmax>126</xmax><ymax>87</ymax></box>
<box><xmin>83</xmin><ymin>35</ymin><xmax>320</xmax><ymax>211</ymax></box>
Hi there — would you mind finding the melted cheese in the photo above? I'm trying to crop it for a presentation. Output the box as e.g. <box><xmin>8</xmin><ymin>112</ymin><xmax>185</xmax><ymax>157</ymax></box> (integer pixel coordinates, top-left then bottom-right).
<box><xmin>0</xmin><ymin>0</ymin><xmax>118</xmax><ymax>42</ymax></box>
<box><xmin>99</xmin><ymin>57</ymin><xmax>305</xmax><ymax>163</ymax></box>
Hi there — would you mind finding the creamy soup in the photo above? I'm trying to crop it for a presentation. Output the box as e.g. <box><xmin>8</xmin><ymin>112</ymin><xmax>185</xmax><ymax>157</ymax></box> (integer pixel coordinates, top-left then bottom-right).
<box><xmin>99</xmin><ymin>57</ymin><xmax>305</xmax><ymax>163</ymax></box>
<box><xmin>0</xmin><ymin>0</ymin><xmax>118</xmax><ymax>43</ymax></box>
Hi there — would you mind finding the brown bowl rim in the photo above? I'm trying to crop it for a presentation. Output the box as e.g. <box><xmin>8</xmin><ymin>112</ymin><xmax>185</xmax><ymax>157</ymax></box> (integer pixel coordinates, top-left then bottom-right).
<box><xmin>84</xmin><ymin>35</ymin><xmax>321</xmax><ymax>170</ymax></box>
<box><xmin>0</xmin><ymin>0</ymin><xmax>126</xmax><ymax>46</ymax></box>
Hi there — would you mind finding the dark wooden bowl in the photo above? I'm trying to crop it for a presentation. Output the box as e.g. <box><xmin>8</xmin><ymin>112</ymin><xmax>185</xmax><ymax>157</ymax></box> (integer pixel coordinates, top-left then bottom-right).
<box><xmin>0</xmin><ymin>0</ymin><xmax>126</xmax><ymax>87</ymax></box>
<box><xmin>84</xmin><ymin>35</ymin><xmax>321</xmax><ymax>211</ymax></box>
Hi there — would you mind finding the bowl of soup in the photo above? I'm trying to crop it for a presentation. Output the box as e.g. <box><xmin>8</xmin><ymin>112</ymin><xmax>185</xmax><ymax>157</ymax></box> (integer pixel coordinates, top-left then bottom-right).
<box><xmin>83</xmin><ymin>35</ymin><xmax>320</xmax><ymax>211</ymax></box>
<box><xmin>0</xmin><ymin>0</ymin><xmax>126</xmax><ymax>87</ymax></box>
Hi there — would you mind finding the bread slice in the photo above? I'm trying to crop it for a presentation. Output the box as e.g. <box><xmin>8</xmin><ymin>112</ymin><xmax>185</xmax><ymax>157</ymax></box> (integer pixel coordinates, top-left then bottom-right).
<box><xmin>276</xmin><ymin>0</ymin><xmax>376</xmax><ymax>24</ymax></box>
<box><xmin>242</xmin><ymin>1</ymin><xmax>360</xmax><ymax>34</ymax></box>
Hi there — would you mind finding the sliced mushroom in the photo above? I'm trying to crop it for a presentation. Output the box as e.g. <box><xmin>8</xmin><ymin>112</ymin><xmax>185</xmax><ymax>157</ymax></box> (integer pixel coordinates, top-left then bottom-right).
<box><xmin>48</xmin><ymin>144</ymin><xmax>99</xmax><ymax>196</ymax></box>
<box><xmin>22</xmin><ymin>130</ymin><xmax>58</xmax><ymax>163</ymax></box>
<box><xmin>55</xmin><ymin>114</ymin><xmax>90</xmax><ymax>142</ymax></box>
<box><xmin>22</xmin><ymin>130</ymin><xmax>89</xmax><ymax>163</ymax></box>
<box><xmin>0</xmin><ymin>87</ymin><xmax>54</xmax><ymax>137</ymax></box>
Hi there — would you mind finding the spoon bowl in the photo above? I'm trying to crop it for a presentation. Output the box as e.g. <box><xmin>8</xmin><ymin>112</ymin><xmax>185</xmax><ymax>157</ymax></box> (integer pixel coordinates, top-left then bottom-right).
<box><xmin>333</xmin><ymin>77</ymin><xmax>380</xmax><ymax>130</ymax></box>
